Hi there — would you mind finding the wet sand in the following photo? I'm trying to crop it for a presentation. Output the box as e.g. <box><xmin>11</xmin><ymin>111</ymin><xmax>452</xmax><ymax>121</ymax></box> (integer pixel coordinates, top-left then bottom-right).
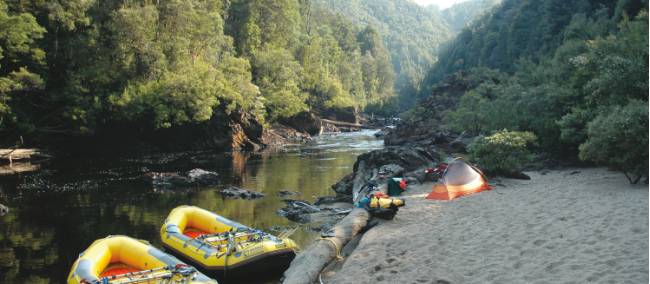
<box><xmin>325</xmin><ymin>168</ymin><xmax>648</xmax><ymax>284</ymax></box>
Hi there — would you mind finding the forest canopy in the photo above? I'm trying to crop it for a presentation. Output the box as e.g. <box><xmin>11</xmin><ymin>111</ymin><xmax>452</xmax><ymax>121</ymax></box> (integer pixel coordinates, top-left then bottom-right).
<box><xmin>0</xmin><ymin>0</ymin><xmax>397</xmax><ymax>144</ymax></box>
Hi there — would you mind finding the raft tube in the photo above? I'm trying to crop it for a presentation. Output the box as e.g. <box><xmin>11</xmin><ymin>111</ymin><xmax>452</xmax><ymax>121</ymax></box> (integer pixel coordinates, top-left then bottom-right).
<box><xmin>160</xmin><ymin>205</ymin><xmax>298</xmax><ymax>279</ymax></box>
<box><xmin>67</xmin><ymin>235</ymin><xmax>217</xmax><ymax>284</ymax></box>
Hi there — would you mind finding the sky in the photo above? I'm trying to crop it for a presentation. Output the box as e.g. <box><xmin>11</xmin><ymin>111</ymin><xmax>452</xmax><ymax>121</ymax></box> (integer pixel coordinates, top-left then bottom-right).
<box><xmin>411</xmin><ymin>0</ymin><xmax>469</xmax><ymax>10</ymax></box>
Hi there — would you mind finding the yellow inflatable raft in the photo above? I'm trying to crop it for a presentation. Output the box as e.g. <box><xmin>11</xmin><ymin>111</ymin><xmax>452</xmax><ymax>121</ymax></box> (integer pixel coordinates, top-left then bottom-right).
<box><xmin>160</xmin><ymin>206</ymin><xmax>298</xmax><ymax>279</ymax></box>
<box><xmin>67</xmin><ymin>235</ymin><xmax>217</xmax><ymax>284</ymax></box>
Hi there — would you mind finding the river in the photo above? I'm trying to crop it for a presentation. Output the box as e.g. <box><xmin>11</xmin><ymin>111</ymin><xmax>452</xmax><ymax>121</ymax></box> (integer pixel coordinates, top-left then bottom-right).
<box><xmin>0</xmin><ymin>129</ymin><xmax>382</xmax><ymax>283</ymax></box>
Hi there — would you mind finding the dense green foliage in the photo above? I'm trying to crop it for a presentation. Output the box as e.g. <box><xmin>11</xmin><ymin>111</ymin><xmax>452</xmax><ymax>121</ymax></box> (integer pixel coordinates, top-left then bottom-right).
<box><xmin>437</xmin><ymin>0</ymin><xmax>502</xmax><ymax>33</ymax></box>
<box><xmin>425</xmin><ymin>0</ymin><xmax>648</xmax><ymax>179</ymax></box>
<box><xmin>312</xmin><ymin>0</ymin><xmax>453</xmax><ymax>110</ymax></box>
<box><xmin>579</xmin><ymin>101</ymin><xmax>648</xmax><ymax>182</ymax></box>
<box><xmin>0</xmin><ymin>0</ymin><xmax>45</xmax><ymax>132</ymax></box>
<box><xmin>468</xmin><ymin>130</ymin><xmax>537</xmax><ymax>174</ymax></box>
<box><xmin>0</xmin><ymin>0</ymin><xmax>398</xmax><ymax>144</ymax></box>
<box><xmin>424</xmin><ymin>0</ymin><xmax>648</xmax><ymax>86</ymax></box>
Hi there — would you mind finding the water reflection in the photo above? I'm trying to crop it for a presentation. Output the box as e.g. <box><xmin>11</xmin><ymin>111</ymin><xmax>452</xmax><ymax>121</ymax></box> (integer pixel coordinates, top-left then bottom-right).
<box><xmin>0</xmin><ymin>130</ymin><xmax>382</xmax><ymax>283</ymax></box>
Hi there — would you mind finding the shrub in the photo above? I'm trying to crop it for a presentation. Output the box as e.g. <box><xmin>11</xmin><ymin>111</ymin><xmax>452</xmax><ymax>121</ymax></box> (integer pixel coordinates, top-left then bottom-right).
<box><xmin>468</xmin><ymin>130</ymin><xmax>537</xmax><ymax>175</ymax></box>
<box><xmin>579</xmin><ymin>101</ymin><xmax>648</xmax><ymax>183</ymax></box>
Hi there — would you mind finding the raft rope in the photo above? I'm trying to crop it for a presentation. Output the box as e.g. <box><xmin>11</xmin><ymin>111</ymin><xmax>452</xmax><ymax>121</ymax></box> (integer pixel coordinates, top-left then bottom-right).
<box><xmin>88</xmin><ymin>264</ymin><xmax>196</xmax><ymax>284</ymax></box>
<box><xmin>277</xmin><ymin>226</ymin><xmax>299</xmax><ymax>239</ymax></box>
<box><xmin>319</xmin><ymin>238</ymin><xmax>343</xmax><ymax>261</ymax></box>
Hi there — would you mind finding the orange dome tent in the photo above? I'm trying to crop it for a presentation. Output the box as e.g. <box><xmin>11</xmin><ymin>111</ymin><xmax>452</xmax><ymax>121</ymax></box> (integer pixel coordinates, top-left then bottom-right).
<box><xmin>426</xmin><ymin>159</ymin><xmax>492</xmax><ymax>200</ymax></box>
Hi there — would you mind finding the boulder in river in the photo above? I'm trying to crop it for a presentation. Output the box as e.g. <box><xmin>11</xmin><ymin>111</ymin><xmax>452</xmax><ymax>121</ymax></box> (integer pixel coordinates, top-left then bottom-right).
<box><xmin>373</xmin><ymin>127</ymin><xmax>392</xmax><ymax>138</ymax></box>
<box><xmin>277</xmin><ymin>190</ymin><xmax>300</xmax><ymax>198</ymax></box>
<box><xmin>186</xmin><ymin>168</ymin><xmax>219</xmax><ymax>185</ymax></box>
<box><xmin>0</xmin><ymin>203</ymin><xmax>8</xmax><ymax>216</ymax></box>
<box><xmin>331</xmin><ymin>173</ymin><xmax>354</xmax><ymax>196</ymax></box>
<box><xmin>280</xmin><ymin>112</ymin><xmax>323</xmax><ymax>136</ymax></box>
<box><xmin>143</xmin><ymin>168</ymin><xmax>219</xmax><ymax>188</ymax></box>
<box><xmin>277</xmin><ymin>199</ymin><xmax>351</xmax><ymax>225</ymax></box>
<box><xmin>220</xmin><ymin>186</ymin><xmax>265</xmax><ymax>199</ymax></box>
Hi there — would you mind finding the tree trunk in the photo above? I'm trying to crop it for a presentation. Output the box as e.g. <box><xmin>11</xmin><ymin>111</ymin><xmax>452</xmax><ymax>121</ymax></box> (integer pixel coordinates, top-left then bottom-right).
<box><xmin>282</xmin><ymin>208</ymin><xmax>370</xmax><ymax>284</ymax></box>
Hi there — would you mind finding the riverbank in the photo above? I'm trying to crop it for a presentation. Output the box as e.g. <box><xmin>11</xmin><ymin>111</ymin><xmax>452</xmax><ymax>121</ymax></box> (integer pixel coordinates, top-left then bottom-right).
<box><xmin>0</xmin><ymin>130</ymin><xmax>383</xmax><ymax>283</ymax></box>
<box><xmin>323</xmin><ymin>168</ymin><xmax>648</xmax><ymax>283</ymax></box>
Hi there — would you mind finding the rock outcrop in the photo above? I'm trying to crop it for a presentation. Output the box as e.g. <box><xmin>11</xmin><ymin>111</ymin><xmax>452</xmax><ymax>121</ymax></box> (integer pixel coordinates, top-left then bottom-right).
<box><xmin>143</xmin><ymin>168</ymin><xmax>219</xmax><ymax>188</ymax></box>
<box><xmin>277</xmin><ymin>199</ymin><xmax>352</xmax><ymax>229</ymax></box>
<box><xmin>383</xmin><ymin>69</ymin><xmax>503</xmax><ymax>150</ymax></box>
<box><xmin>262</xmin><ymin>124</ymin><xmax>312</xmax><ymax>147</ymax></box>
<box><xmin>280</xmin><ymin>112</ymin><xmax>323</xmax><ymax>136</ymax></box>
<box><xmin>331</xmin><ymin>146</ymin><xmax>443</xmax><ymax>202</ymax></box>
<box><xmin>320</xmin><ymin>106</ymin><xmax>359</xmax><ymax>124</ymax></box>
<box><xmin>220</xmin><ymin>186</ymin><xmax>265</xmax><ymax>199</ymax></box>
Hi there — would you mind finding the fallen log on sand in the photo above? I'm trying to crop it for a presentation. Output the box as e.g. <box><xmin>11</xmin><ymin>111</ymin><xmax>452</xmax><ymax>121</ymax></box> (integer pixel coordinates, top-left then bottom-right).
<box><xmin>282</xmin><ymin>156</ymin><xmax>400</xmax><ymax>283</ymax></box>
<box><xmin>282</xmin><ymin>208</ymin><xmax>370</xmax><ymax>284</ymax></box>
<box><xmin>283</xmin><ymin>146</ymin><xmax>438</xmax><ymax>283</ymax></box>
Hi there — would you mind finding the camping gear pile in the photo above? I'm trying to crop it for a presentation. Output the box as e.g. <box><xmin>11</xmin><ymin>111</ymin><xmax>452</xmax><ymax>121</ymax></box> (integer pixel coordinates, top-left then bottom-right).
<box><xmin>387</xmin><ymin>177</ymin><xmax>407</xmax><ymax>196</ymax></box>
<box><xmin>357</xmin><ymin>192</ymin><xmax>405</xmax><ymax>220</ymax></box>
<box><xmin>427</xmin><ymin>159</ymin><xmax>492</xmax><ymax>200</ymax></box>
<box><xmin>424</xmin><ymin>162</ymin><xmax>448</xmax><ymax>181</ymax></box>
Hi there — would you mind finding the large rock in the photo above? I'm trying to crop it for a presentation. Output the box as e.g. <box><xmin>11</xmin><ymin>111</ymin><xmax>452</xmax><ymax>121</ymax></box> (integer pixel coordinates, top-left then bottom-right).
<box><xmin>143</xmin><ymin>168</ymin><xmax>219</xmax><ymax>188</ymax></box>
<box><xmin>331</xmin><ymin>173</ymin><xmax>354</xmax><ymax>196</ymax></box>
<box><xmin>320</xmin><ymin>106</ymin><xmax>359</xmax><ymax>124</ymax></box>
<box><xmin>220</xmin><ymin>186</ymin><xmax>265</xmax><ymax>199</ymax></box>
<box><xmin>377</xmin><ymin>164</ymin><xmax>405</xmax><ymax>177</ymax></box>
<box><xmin>262</xmin><ymin>123</ymin><xmax>312</xmax><ymax>147</ymax></box>
<box><xmin>353</xmin><ymin>146</ymin><xmax>442</xmax><ymax>174</ymax></box>
<box><xmin>277</xmin><ymin>190</ymin><xmax>299</xmax><ymax>198</ymax></box>
<box><xmin>186</xmin><ymin>169</ymin><xmax>220</xmax><ymax>185</ymax></box>
<box><xmin>230</xmin><ymin>110</ymin><xmax>264</xmax><ymax>151</ymax></box>
<box><xmin>280</xmin><ymin>112</ymin><xmax>323</xmax><ymax>136</ymax></box>
<box><xmin>277</xmin><ymin>200</ymin><xmax>322</xmax><ymax>223</ymax></box>
<box><xmin>373</xmin><ymin>127</ymin><xmax>392</xmax><ymax>138</ymax></box>
<box><xmin>331</xmin><ymin>146</ymin><xmax>443</xmax><ymax>199</ymax></box>
<box><xmin>448</xmin><ymin>132</ymin><xmax>476</xmax><ymax>153</ymax></box>
<box><xmin>277</xmin><ymin>199</ymin><xmax>351</xmax><ymax>226</ymax></box>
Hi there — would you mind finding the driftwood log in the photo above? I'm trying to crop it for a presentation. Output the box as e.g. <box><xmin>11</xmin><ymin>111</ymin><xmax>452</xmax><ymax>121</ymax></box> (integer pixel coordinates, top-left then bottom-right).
<box><xmin>282</xmin><ymin>160</ymin><xmax>377</xmax><ymax>284</ymax></box>
<box><xmin>284</xmin><ymin>147</ymin><xmax>410</xmax><ymax>283</ymax></box>
<box><xmin>320</xmin><ymin>119</ymin><xmax>372</xmax><ymax>129</ymax></box>
<box><xmin>282</xmin><ymin>208</ymin><xmax>370</xmax><ymax>284</ymax></box>
<box><xmin>0</xmin><ymin>149</ymin><xmax>50</xmax><ymax>165</ymax></box>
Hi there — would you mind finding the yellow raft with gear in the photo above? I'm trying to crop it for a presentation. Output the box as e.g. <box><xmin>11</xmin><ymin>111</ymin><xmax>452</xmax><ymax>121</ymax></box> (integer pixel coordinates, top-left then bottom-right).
<box><xmin>160</xmin><ymin>206</ymin><xmax>299</xmax><ymax>279</ymax></box>
<box><xmin>67</xmin><ymin>235</ymin><xmax>217</xmax><ymax>284</ymax></box>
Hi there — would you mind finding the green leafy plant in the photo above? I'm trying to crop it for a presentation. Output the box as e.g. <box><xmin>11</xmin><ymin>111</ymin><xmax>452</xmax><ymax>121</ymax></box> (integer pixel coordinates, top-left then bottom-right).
<box><xmin>468</xmin><ymin>130</ymin><xmax>537</xmax><ymax>175</ymax></box>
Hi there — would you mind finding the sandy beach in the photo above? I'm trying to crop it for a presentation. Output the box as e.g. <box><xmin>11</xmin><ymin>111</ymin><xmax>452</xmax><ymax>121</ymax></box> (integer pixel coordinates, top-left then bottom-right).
<box><xmin>324</xmin><ymin>168</ymin><xmax>648</xmax><ymax>283</ymax></box>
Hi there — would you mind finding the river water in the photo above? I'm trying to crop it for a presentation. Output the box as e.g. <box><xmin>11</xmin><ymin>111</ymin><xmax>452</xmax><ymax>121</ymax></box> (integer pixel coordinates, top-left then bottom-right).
<box><xmin>0</xmin><ymin>130</ymin><xmax>382</xmax><ymax>283</ymax></box>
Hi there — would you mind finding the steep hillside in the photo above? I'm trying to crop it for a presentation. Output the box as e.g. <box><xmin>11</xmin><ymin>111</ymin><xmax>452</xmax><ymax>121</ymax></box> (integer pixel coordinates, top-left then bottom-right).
<box><xmin>439</xmin><ymin>0</ymin><xmax>502</xmax><ymax>33</ymax></box>
<box><xmin>403</xmin><ymin>0</ymin><xmax>648</xmax><ymax>178</ymax></box>
<box><xmin>424</xmin><ymin>0</ymin><xmax>647</xmax><ymax>85</ymax></box>
<box><xmin>313</xmin><ymin>0</ymin><xmax>453</xmax><ymax>110</ymax></box>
